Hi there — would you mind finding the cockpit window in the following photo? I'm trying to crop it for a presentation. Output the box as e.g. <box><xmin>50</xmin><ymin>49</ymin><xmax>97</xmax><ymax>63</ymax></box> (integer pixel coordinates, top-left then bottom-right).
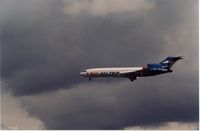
<box><xmin>83</xmin><ymin>70</ymin><xmax>87</xmax><ymax>72</ymax></box>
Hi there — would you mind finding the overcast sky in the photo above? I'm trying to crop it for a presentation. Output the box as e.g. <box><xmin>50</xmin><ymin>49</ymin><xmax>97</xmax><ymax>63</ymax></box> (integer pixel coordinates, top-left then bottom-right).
<box><xmin>1</xmin><ymin>0</ymin><xmax>198</xmax><ymax>130</ymax></box>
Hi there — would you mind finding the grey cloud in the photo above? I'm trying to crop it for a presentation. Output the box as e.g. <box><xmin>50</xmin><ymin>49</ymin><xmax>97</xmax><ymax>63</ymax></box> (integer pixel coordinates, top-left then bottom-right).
<box><xmin>20</xmin><ymin>79</ymin><xmax>198</xmax><ymax>129</ymax></box>
<box><xmin>63</xmin><ymin>0</ymin><xmax>155</xmax><ymax>16</ymax></box>
<box><xmin>1</xmin><ymin>0</ymin><xmax>198</xmax><ymax>129</ymax></box>
<box><xmin>125</xmin><ymin>121</ymin><xmax>199</xmax><ymax>130</ymax></box>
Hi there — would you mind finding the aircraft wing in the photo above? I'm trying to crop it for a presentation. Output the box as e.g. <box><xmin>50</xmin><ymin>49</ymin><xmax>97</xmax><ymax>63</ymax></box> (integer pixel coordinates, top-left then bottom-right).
<box><xmin>120</xmin><ymin>69</ymin><xmax>143</xmax><ymax>81</ymax></box>
<box><xmin>119</xmin><ymin>71</ymin><xmax>138</xmax><ymax>74</ymax></box>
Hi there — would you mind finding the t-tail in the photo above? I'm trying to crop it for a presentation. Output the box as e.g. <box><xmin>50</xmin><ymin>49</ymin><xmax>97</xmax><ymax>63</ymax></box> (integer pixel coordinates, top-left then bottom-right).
<box><xmin>147</xmin><ymin>56</ymin><xmax>183</xmax><ymax>71</ymax></box>
<box><xmin>160</xmin><ymin>56</ymin><xmax>183</xmax><ymax>69</ymax></box>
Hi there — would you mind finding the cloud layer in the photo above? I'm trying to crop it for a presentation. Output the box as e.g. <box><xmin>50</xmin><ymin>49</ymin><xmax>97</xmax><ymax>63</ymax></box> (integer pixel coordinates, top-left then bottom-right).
<box><xmin>63</xmin><ymin>0</ymin><xmax>155</xmax><ymax>16</ymax></box>
<box><xmin>1</xmin><ymin>0</ymin><xmax>198</xmax><ymax>129</ymax></box>
<box><xmin>125</xmin><ymin>121</ymin><xmax>199</xmax><ymax>130</ymax></box>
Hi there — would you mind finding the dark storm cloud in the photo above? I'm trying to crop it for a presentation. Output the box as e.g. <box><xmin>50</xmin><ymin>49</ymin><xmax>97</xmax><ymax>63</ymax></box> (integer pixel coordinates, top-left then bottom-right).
<box><xmin>1</xmin><ymin>0</ymin><xmax>198</xmax><ymax>130</ymax></box>
<box><xmin>1</xmin><ymin>0</ymin><xmax>174</xmax><ymax>95</ymax></box>
<box><xmin>1</xmin><ymin>0</ymin><xmax>195</xmax><ymax>95</ymax></box>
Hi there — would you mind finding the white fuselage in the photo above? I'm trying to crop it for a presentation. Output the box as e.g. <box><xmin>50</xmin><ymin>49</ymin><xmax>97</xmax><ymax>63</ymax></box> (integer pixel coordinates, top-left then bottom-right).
<box><xmin>80</xmin><ymin>67</ymin><xmax>143</xmax><ymax>78</ymax></box>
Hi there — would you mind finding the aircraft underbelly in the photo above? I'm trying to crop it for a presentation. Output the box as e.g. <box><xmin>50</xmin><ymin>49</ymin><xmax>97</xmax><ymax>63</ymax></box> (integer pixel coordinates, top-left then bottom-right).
<box><xmin>140</xmin><ymin>70</ymin><xmax>170</xmax><ymax>77</ymax></box>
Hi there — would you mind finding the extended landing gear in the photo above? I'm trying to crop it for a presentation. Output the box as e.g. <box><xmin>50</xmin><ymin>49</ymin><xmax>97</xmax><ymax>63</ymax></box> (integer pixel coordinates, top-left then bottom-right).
<box><xmin>129</xmin><ymin>77</ymin><xmax>136</xmax><ymax>82</ymax></box>
<box><xmin>89</xmin><ymin>78</ymin><xmax>91</xmax><ymax>81</ymax></box>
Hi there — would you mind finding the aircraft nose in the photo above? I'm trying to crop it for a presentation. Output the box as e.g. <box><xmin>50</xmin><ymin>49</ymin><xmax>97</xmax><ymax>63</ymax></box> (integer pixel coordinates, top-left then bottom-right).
<box><xmin>80</xmin><ymin>72</ymin><xmax>87</xmax><ymax>76</ymax></box>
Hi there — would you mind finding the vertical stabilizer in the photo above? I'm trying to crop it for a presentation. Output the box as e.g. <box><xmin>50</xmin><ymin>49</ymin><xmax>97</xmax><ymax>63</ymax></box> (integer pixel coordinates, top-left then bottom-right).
<box><xmin>160</xmin><ymin>56</ymin><xmax>183</xmax><ymax>69</ymax></box>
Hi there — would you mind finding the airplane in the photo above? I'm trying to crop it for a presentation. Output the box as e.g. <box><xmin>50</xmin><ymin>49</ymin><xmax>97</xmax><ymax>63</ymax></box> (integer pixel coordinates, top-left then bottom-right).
<box><xmin>80</xmin><ymin>56</ymin><xmax>183</xmax><ymax>81</ymax></box>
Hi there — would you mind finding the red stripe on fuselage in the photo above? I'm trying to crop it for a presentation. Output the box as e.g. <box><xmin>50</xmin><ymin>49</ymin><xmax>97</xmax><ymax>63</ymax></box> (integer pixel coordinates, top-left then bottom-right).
<box><xmin>88</xmin><ymin>72</ymin><xmax>97</xmax><ymax>77</ymax></box>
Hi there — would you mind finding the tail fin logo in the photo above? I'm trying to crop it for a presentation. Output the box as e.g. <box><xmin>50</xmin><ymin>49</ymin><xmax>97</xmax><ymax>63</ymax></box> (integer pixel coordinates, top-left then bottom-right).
<box><xmin>162</xmin><ymin>60</ymin><xmax>169</xmax><ymax>64</ymax></box>
<box><xmin>160</xmin><ymin>56</ymin><xmax>183</xmax><ymax>69</ymax></box>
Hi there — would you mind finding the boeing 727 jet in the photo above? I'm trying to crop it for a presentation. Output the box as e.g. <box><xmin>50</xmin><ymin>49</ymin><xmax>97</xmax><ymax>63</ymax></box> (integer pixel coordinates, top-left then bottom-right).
<box><xmin>80</xmin><ymin>56</ymin><xmax>183</xmax><ymax>81</ymax></box>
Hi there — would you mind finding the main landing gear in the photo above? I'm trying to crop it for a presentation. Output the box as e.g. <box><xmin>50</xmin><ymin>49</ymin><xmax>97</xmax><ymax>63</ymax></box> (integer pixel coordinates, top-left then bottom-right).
<box><xmin>129</xmin><ymin>77</ymin><xmax>137</xmax><ymax>82</ymax></box>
